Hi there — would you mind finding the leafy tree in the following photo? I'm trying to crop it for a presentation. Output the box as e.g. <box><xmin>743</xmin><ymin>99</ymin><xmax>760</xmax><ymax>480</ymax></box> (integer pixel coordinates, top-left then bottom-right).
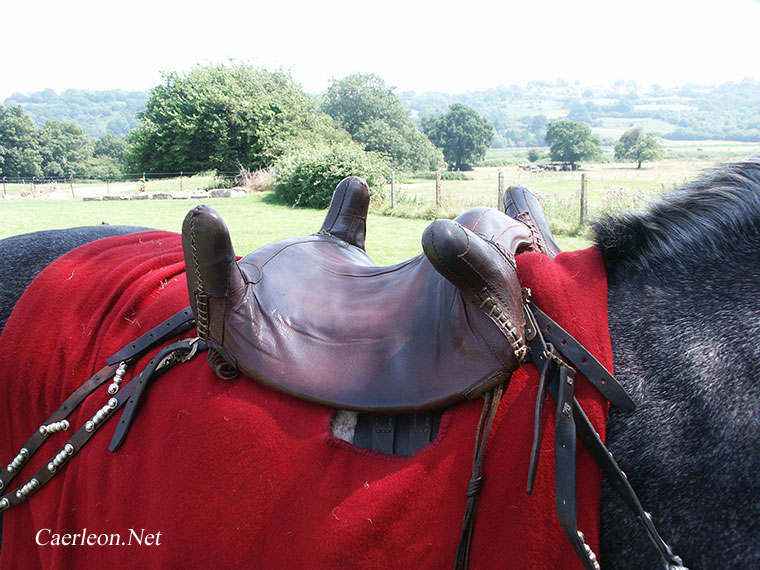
<box><xmin>94</xmin><ymin>133</ymin><xmax>126</xmax><ymax>163</ymax></box>
<box><xmin>126</xmin><ymin>64</ymin><xmax>340</xmax><ymax>173</ymax></box>
<box><xmin>38</xmin><ymin>120</ymin><xmax>94</xmax><ymax>177</ymax></box>
<box><xmin>321</xmin><ymin>73</ymin><xmax>442</xmax><ymax>172</ymax></box>
<box><xmin>614</xmin><ymin>127</ymin><xmax>664</xmax><ymax>168</ymax></box>
<box><xmin>527</xmin><ymin>149</ymin><xmax>542</xmax><ymax>163</ymax></box>
<box><xmin>0</xmin><ymin>105</ymin><xmax>42</xmax><ymax>177</ymax></box>
<box><xmin>421</xmin><ymin>104</ymin><xmax>493</xmax><ymax>170</ymax></box>
<box><xmin>544</xmin><ymin>120</ymin><xmax>601</xmax><ymax>167</ymax></box>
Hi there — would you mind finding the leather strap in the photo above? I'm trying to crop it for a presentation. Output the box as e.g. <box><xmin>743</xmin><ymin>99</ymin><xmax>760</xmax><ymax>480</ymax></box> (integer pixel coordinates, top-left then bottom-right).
<box><xmin>526</xmin><ymin>302</ymin><xmax>687</xmax><ymax>570</ymax></box>
<box><xmin>455</xmin><ymin>384</ymin><xmax>506</xmax><ymax>570</ymax></box>
<box><xmin>107</xmin><ymin>307</ymin><xmax>195</xmax><ymax>365</ymax></box>
<box><xmin>0</xmin><ymin>310</ymin><xmax>200</xmax><ymax>513</ymax></box>
<box><xmin>109</xmin><ymin>338</ymin><xmax>204</xmax><ymax>451</ymax></box>
<box><xmin>529</xmin><ymin>304</ymin><xmax>636</xmax><ymax>412</ymax></box>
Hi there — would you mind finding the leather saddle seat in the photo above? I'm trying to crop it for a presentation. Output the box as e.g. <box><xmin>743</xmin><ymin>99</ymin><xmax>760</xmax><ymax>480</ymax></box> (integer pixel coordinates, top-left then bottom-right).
<box><xmin>182</xmin><ymin>176</ymin><xmax>535</xmax><ymax>413</ymax></box>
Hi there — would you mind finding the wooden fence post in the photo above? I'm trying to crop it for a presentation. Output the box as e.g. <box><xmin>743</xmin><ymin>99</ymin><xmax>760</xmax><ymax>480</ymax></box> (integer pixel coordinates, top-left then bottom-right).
<box><xmin>180</xmin><ymin>171</ymin><xmax>183</xmax><ymax>192</ymax></box>
<box><xmin>497</xmin><ymin>169</ymin><xmax>504</xmax><ymax>209</ymax></box>
<box><xmin>580</xmin><ymin>173</ymin><xmax>588</xmax><ymax>225</ymax></box>
<box><xmin>391</xmin><ymin>170</ymin><xmax>396</xmax><ymax>210</ymax></box>
<box><xmin>435</xmin><ymin>171</ymin><xmax>441</xmax><ymax>209</ymax></box>
<box><xmin>2</xmin><ymin>177</ymin><xmax>6</xmax><ymax>197</ymax></box>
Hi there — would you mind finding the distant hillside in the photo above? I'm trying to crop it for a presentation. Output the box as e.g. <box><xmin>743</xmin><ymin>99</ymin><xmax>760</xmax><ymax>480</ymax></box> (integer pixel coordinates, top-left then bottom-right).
<box><xmin>400</xmin><ymin>78</ymin><xmax>760</xmax><ymax>146</ymax></box>
<box><xmin>3</xmin><ymin>88</ymin><xmax>147</xmax><ymax>138</ymax></box>
<box><xmin>5</xmin><ymin>79</ymin><xmax>760</xmax><ymax>147</ymax></box>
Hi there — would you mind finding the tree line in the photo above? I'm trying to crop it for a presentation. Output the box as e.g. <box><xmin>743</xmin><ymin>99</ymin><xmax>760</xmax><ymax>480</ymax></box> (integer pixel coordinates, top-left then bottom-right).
<box><xmin>0</xmin><ymin>64</ymin><xmax>665</xmax><ymax>205</ymax></box>
<box><xmin>1</xmin><ymin>67</ymin><xmax>494</xmax><ymax>188</ymax></box>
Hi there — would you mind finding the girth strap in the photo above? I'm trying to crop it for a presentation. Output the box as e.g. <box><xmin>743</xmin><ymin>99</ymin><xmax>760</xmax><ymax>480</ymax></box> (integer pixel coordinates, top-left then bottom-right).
<box><xmin>0</xmin><ymin>309</ymin><xmax>199</xmax><ymax>513</ymax></box>
<box><xmin>525</xmin><ymin>301</ymin><xmax>688</xmax><ymax>570</ymax></box>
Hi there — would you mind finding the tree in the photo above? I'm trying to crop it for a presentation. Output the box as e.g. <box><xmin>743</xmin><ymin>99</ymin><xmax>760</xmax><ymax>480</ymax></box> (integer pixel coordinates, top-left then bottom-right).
<box><xmin>544</xmin><ymin>120</ymin><xmax>601</xmax><ymax>167</ymax></box>
<box><xmin>614</xmin><ymin>127</ymin><xmax>663</xmax><ymax>168</ymax></box>
<box><xmin>0</xmin><ymin>105</ymin><xmax>42</xmax><ymax>177</ymax></box>
<box><xmin>421</xmin><ymin>104</ymin><xmax>493</xmax><ymax>170</ymax></box>
<box><xmin>38</xmin><ymin>120</ymin><xmax>94</xmax><ymax>177</ymax></box>
<box><xmin>126</xmin><ymin>64</ymin><xmax>340</xmax><ymax>173</ymax></box>
<box><xmin>321</xmin><ymin>73</ymin><xmax>442</xmax><ymax>172</ymax></box>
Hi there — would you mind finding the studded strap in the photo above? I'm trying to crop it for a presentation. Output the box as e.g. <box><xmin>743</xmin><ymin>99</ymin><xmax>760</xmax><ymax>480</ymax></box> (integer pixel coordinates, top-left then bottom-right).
<box><xmin>0</xmin><ymin>309</ymin><xmax>197</xmax><ymax>513</ymax></box>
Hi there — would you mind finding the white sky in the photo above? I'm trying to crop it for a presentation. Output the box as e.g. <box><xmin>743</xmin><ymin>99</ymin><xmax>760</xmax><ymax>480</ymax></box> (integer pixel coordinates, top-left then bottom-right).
<box><xmin>1</xmin><ymin>0</ymin><xmax>759</xmax><ymax>99</ymax></box>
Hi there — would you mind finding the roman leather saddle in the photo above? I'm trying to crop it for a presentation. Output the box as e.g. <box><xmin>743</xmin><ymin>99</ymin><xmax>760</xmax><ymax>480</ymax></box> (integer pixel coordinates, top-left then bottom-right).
<box><xmin>182</xmin><ymin>176</ymin><xmax>534</xmax><ymax>412</ymax></box>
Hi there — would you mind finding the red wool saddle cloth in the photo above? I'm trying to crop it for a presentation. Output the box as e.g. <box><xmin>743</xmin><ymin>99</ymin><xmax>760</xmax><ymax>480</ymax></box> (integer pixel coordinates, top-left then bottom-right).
<box><xmin>0</xmin><ymin>231</ymin><xmax>611</xmax><ymax>569</ymax></box>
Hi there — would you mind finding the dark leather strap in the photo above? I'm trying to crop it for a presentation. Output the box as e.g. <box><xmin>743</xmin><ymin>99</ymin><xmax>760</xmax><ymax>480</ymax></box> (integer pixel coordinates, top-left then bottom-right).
<box><xmin>109</xmin><ymin>338</ymin><xmax>204</xmax><ymax>452</ymax></box>
<box><xmin>529</xmin><ymin>303</ymin><xmax>636</xmax><ymax>412</ymax></box>
<box><xmin>107</xmin><ymin>307</ymin><xmax>195</xmax><ymax>365</ymax></box>
<box><xmin>0</xmin><ymin>310</ymin><xmax>200</xmax><ymax>513</ymax></box>
<box><xmin>455</xmin><ymin>384</ymin><xmax>506</xmax><ymax>570</ymax></box>
<box><xmin>0</xmin><ymin>363</ymin><xmax>118</xmax><ymax>491</ymax></box>
<box><xmin>526</xmin><ymin>302</ymin><xmax>686</xmax><ymax>570</ymax></box>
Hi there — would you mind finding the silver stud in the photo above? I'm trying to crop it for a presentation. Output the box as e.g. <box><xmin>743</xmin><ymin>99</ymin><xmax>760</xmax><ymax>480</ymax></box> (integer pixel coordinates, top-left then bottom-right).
<box><xmin>108</xmin><ymin>397</ymin><xmax>118</xmax><ymax>409</ymax></box>
<box><xmin>108</xmin><ymin>383</ymin><xmax>119</xmax><ymax>394</ymax></box>
<box><xmin>39</xmin><ymin>426</ymin><xmax>48</xmax><ymax>435</ymax></box>
<box><xmin>20</xmin><ymin>448</ymin><xmax>28</xmax><ymax>458</ymax></box>
<box><xmin>0</xmin><ymin>478</ymin><xmax>3</xmax><ymax>490</ymax></box>
<box><xmin>7</xmin><ymin>465</ymin><xmax>14</xmax><ymax>474</ymax></box>
<box><xmin>577</xmin><ymin>531</ymin><xmax>585</xmax><ymax>543</ymax></box>
<box><xmin>85</xmin><ymin>420</ymin><xmax>95</xmax><ymax>432</ymax></box>
<box><xmin>0</xmin><ymin>498</ymin><xmax>8</xmax><ymax>510</ymax></box>
<box><xmin>48</xmin><ymin>462</ymin><xmax>56</xmax><ymax>473</ymax></box>
<box><xmin>64</xmin><ymin>444</ymin><xmax>74</xmax><ymax>455</ymax></box>
<box><xmin>562</xmin><ymin>403</ymin><xmax>572</xmax><ymax>417</ymax></box>
<box><xmin>96</xmin><ymin>410</ymin><xmax>106</xmax><ymax>421</ymax></box>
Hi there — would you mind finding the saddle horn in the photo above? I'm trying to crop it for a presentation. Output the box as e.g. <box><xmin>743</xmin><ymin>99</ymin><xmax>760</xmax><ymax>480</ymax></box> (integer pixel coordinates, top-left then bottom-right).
<box><xmin>319</xmin><ymin>176</ymin><xmax>370</xmax><ymax>250</ymax></box>
<box><xmin>421</xmin><ymin>212</ymin><xmax>533</xmax><ymax>368</ymax></box>
<box><xmin>503</xmin><ymin>184</ymin><xmax>562</xmax><ymax>258</ymax></box>
<box><xmin>182</xmin><ymin>205</ymin><xmax>244</xmax><ymax>376</ymax></box>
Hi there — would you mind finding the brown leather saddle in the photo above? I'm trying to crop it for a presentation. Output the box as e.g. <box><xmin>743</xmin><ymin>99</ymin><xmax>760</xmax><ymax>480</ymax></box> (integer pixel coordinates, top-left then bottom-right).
<box><xmin>181</xmin><ymin>176</ymin><xmax>537</xmax><ymax>413</ymax></box>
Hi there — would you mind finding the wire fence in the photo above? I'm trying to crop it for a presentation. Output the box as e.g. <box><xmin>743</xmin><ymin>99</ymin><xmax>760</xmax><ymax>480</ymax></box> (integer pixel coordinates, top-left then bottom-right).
<box><xmin>1</xmin><ymin>171</ymin><xmax>241</xmax><ymax>198</ymax></box>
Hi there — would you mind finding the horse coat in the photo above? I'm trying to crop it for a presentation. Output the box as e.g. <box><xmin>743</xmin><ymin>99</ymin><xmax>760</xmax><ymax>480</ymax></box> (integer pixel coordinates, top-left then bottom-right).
<box><xmin>0</xmin><ymin>231</ymin><xmax>612</xmax><ymax>569</ymax></box>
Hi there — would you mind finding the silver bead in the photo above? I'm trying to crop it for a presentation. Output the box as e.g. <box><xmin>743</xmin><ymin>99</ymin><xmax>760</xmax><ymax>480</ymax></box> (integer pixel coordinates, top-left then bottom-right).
<box><xmin>96</xmin><ymin>410</ymin><xmax>106</xmax><ymax>421</ymax></box>
<box><xmin>584</xmin><ymin>544</ymin><xmax>592</xmax><ymax>554</ymax></box>
<box><xmin>39</xmin><ymin>426</ymin><xmax>48</xmax><ymax>435</ymax></box>
<box><xmin>108</xmin><ymin>383</ymin><xmax>119</xmax><ymax>394</ymax></box>
<box><xmin>0</xmin><ymin>478</ymin><xmax>3</xmax><ymax>490</ymax></box>
<box><xmin>577</xmin><ymin>531</ymin><xmax>585</xmax><ymax>543</ymax></box>
<box><xmin>20</xmin><ymin>448</ymin><xmax>28</xmax><ymax>458</ymax></box>
<box><xmin>48</xmin><ymin>462</ymin><xmax>56</xmax><ymax>473</ymax></box>
<box><xmin>85</xmin><ymin>420</ymin><xmax>95</xmax><ymax>432</ymax></box>
<box><xmin>64</xmin><ymin>444</ymin><xmax>74</xmax><ymax>455</ymax></box>
<box><xmin>108</xmin><ymin>397</ymin><xmax>118</xmax><ymax>409</ymax></box>
<box><xmin>61</xmin><ymin>420</ymin><xmax>70</xmax><ymax>430</ymax></box>
<box><xmin>6</xmin><ymin>465</ymin><xmax>14</xmax><ymax>474</ymax></box>
<box><xmin>0</xmin><ymin>498</ymin><xmax>8</xmax><ymax>510</ymax></box>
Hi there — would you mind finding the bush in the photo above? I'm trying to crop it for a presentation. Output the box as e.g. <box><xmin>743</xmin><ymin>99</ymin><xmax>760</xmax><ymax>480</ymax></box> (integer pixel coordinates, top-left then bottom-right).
<box><xmin>274</xmin><ymin>144</ymin><xmax>391</xmax><ymax>208</ymax></box>
<box><xmin>527</xmin><ymin>149</ymin><xmax>542</xmax><ymax>163</ymax></box>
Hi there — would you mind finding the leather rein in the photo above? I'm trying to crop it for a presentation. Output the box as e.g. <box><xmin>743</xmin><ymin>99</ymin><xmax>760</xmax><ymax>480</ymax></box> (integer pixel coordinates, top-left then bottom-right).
<box><xmin>0</xmin><ymin>302</ymin><xmax>687</xmax><ymax>570</ymax></box>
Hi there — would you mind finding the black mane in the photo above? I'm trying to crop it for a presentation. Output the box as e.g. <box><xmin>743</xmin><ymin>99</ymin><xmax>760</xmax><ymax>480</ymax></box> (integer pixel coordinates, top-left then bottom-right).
<box><xmin>591</xmin><ymin>154</ymin><xmax>760</xmax><ymax>279</ymax></box>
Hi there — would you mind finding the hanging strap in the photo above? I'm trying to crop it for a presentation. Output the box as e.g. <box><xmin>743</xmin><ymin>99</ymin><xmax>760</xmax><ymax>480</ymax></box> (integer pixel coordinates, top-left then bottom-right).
<box><xmin>0</xmin><ymin>308</ymin><xmax>199</xmax><ymax>513</ymax></box>
<box><xmin>455</xmin><ymin>384</ymin><xmax>506</xmax><ymax>570</ymax></box>
<box><xmin>526</xmin><ymin>302</ymin><xmax>687</xmax><ymax>570</ymax></box>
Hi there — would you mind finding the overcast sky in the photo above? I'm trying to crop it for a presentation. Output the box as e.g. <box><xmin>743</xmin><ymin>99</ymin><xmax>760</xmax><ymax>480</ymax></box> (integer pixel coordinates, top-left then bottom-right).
<box><xmin>2</xmin><ymin>0</ymin><xmax>759</xmax><ymax>99</ymax></box>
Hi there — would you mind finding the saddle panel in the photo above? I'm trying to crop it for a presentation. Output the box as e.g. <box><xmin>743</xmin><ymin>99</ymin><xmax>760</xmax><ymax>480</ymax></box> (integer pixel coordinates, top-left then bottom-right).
<box><xmin>223</xmin><ymin>234</ymin><xmax>513</xmax><ymax>412</ymax></box>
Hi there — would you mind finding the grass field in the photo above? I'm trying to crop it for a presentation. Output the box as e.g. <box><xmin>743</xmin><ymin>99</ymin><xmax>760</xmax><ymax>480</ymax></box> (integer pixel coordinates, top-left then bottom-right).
<box><xmin>2</xmin><ymin>148</ymin><xmax>758</xmax><ymax>263</ymax></box>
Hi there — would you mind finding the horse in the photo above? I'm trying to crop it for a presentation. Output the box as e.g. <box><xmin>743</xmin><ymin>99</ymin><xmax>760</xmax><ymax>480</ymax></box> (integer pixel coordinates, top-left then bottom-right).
<box><xmin>0</xmin><ymin>156</ymin><xmax>758</xmax><ymax>569</ymax></box>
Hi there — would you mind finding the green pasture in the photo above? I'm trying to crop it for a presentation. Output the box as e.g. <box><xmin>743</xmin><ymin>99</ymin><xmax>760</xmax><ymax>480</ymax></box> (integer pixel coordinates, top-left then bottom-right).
<box><xmin>2</xmin><ymin>151</ymin><xmax>758</xmax><ymax>263</ymax></box>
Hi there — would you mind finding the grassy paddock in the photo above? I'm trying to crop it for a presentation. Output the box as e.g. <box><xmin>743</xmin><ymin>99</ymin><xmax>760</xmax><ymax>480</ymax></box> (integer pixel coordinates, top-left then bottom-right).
<box><xmin>2</xmin><ymin>150</ymin><xmax>758</xmax><ymax>262</ymax></box>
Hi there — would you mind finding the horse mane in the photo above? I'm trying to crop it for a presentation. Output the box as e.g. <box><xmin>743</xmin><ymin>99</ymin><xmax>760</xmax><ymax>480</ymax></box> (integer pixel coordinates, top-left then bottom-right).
<box><xmin>591</xmin><ymin>154</ymin><xmax>760</xmax><ymax>279</ymax></box>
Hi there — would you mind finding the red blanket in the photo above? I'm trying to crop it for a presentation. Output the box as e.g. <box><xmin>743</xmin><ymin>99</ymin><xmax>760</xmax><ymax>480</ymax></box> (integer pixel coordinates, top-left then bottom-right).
<box><xmin>0</xmin><ymin>232</ymin><xmax>611</xmax><ymax>569</ymax></box>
